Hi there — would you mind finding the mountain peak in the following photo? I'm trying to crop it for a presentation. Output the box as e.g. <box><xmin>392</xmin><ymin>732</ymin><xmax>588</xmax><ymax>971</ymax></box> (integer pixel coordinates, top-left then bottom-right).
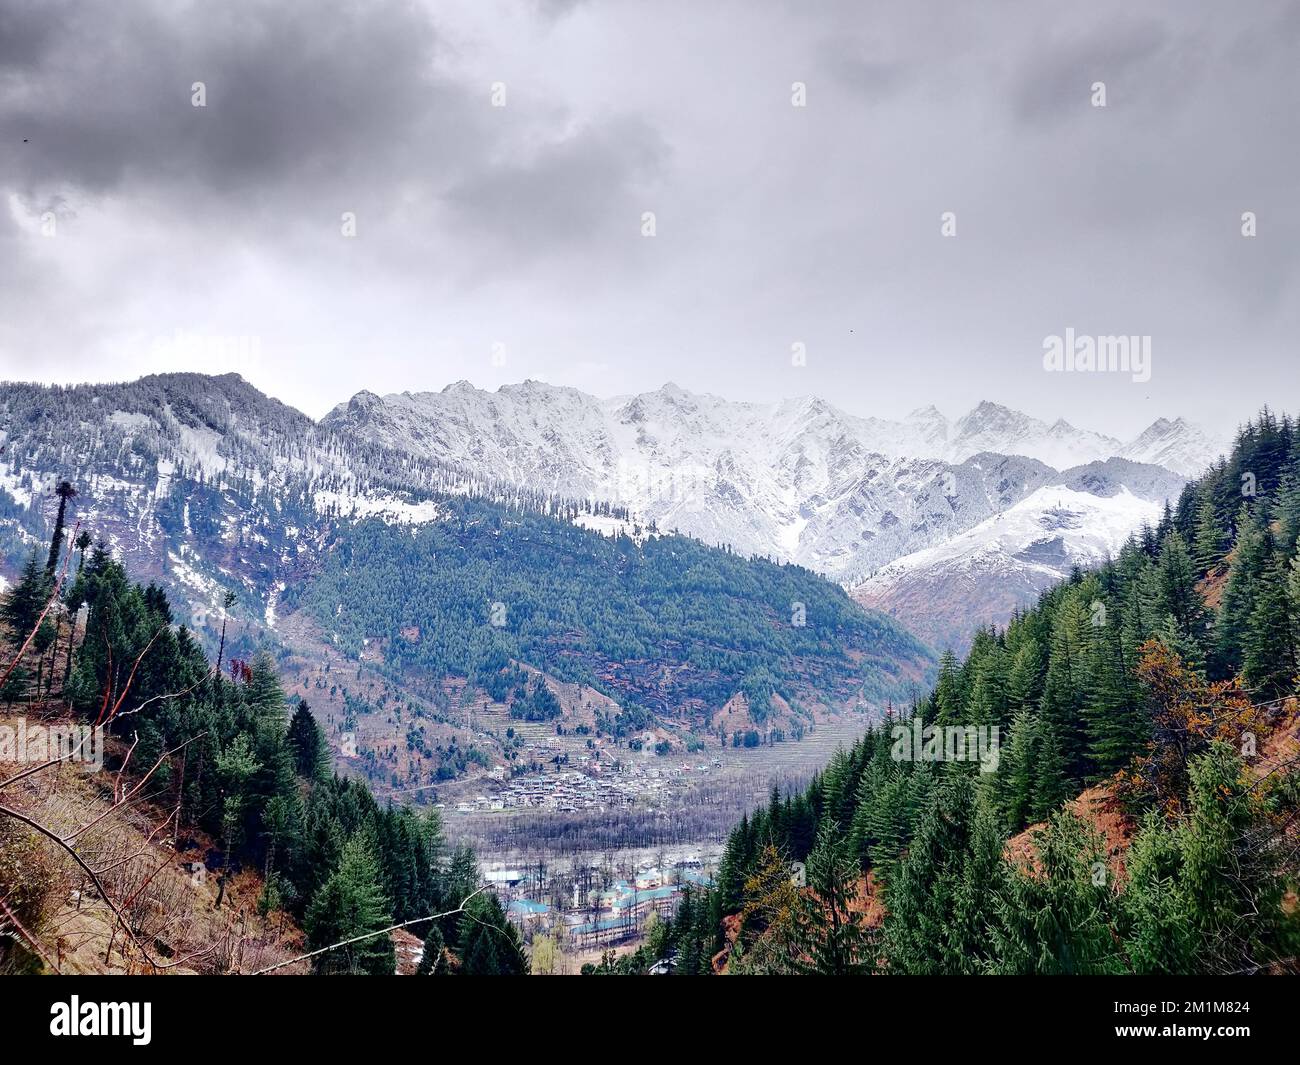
<box><xmin>968</xmin><ymin>399</ymin><xmax>1015</xmax><ymax>416</ymax></box>
<box><xmin>955</xmin><ymin>400</ymin><xmax>1033</xmax><ymax>433</ymax></box>
<box><xmin>1120</xmin><ymin>417</ymin><xmax>1224</xmax><ymax>478</ymax></box>
<box><xmin>906</xmin><ymin>404</ymin><xmax>944</xmax><ymax>420</ymax></box>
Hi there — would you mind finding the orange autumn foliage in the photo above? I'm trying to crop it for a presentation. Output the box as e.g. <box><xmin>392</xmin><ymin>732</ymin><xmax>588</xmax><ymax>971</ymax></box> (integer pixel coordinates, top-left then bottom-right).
<box><xmin>1118</xmin><ymin>640</ymin><xmax>1263</xmax><ymax>816</ymax></box>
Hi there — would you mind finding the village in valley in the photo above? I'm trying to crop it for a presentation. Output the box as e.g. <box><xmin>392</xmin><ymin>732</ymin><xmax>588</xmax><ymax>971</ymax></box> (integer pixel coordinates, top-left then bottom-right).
<box><xmin>487</xmin><ymin>858</ymin><xmax>715</xmax><ymax>961</ymax></box>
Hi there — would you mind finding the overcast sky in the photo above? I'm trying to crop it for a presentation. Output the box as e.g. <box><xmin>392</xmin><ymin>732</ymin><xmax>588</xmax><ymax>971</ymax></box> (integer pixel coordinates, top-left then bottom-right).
<box><xmin>2</xmin><ymin>0</ymin><xmax>1297</xmax><ymax>437</ymax></box>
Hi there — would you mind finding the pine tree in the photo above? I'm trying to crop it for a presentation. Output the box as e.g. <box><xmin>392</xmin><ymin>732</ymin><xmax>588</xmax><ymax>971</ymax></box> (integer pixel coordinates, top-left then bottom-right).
<box><xmin>1155</xmin><ymin>531</ymin><xmax>1207</xmax><ymax>644</ymax></box>
<box><xmin>1118</xmin><ymin>811</ymin><xmax>1194</xmax><ymax>973</ymax></box>
<box><xmin>1191</xmin><ymin>491</ymin><xmax>1224</xmax><ymax>575</ymax></box>
<box><xmin>1213</xmin><ymin>509</ymin><xmax>1268</xmax><ymax>680</ymax></box>
<box><xmin>967</xmin><ymin>645</ymin><xmax>1009</xmax><ymax>727</ymax></box>
<box><xmin>1030</xmin><ymin>719</ymin><xmax>1071</xmax><ymax>822</ymax></box>
<box><xmin>243</xmin><ymin>651</ymin><xmax>287</xmax><ymax>723</ymax></box>
<box><xmin>993</xmin><ymin>708</ymin><xmax>1038</xmax><ymax>830</ymax></box>
<box><xmin>1242</xmin><ymin>557</ymin><xmax>1297</xmax><ymax>698</ymax></box>
<box><xmin>847</xmin><ymin>751</ymin><xmax>890</xmax><ymax>871</ymax></box>
<box><xmin>1123</xmin><ymin>742</ymin><xmax>1300</xmax><ymax>973</ymax></box>
<box><xmin>882</xmin><ymin>773</ymin><xmax>978</xmax><ymax>973</ymax></box>
<box><xmin>74</xmin><ymin>530</ymin><xmax>92</xmax><ymax>573</ymax></box>
<box><xmin>304</xmin><ymin>835</ymin><xmax>396</xmax><ymax>975</ymax></box>
<box><xmin>1276</xmin><ymin>470</ymin><xmax>1300</xmax><ymax>557</ymax></box>
<box><xmin>987</xmin><ymin>810</ymin><xmax>1122</xmax><ymax>974</ymax></box>
<box><xmin>1</xmin><ymin>551</ymin><xmax>51</xmax><ymax>651</ymax></box>
<box><xmin>819</xmin><ymin>747</ymin><xmax>855</xmax><ymax>830</ymax></box>
<box><xmin>1084</xmin><ymin>618</ymin><xmax>1145</xmax><ymax>776</ymax></box>
<box><xmin>458</xmin><ymin>893</ymin><xmax>528</xmax><ymax>975</ymax></box>
<box><xmin>932</xmin><ymin>650</ymin><xmax>963</xmax><ymax>724</ymax></box>
<box><xmin>790</xmin><ymin>819</ymin><xmax>871</xmax><ymax>975</ymax></box>
<box><xmin>1007</xmin><ymin>637</ymin><xmax>1044</xmax><ymax>713</ymax></box>
<box><xmin>1039</xmin><ymin>594</ymin><xmax>1088</xmax><ymax>782</ymax></box>
<box><xmin>948</xmin><ymin>795</ymin><xmax>1007</xmax><ymax>973</ymax></box>
<box><xmin>416</xmin><ymin>924</ymin><xmax>448</xmax><ymax>975</ymax></box>
<box><xmin>287</xmin><ymin>699</ymin><xmax>330</xmax><ymax>780</ymax></box>
<box><xmin>45</xmin><ymin>480</ymin><xmax>77</xmax><ymax>575</ymax></box>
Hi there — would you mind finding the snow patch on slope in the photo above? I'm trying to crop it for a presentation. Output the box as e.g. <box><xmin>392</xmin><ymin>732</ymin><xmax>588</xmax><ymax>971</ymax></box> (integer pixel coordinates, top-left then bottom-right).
<box><xmin>312</xmin><ymin>490</ymin><xmax>443</xmax><ymax>525</ymax></box>
<box><xmin>857</xmin><ymin>485</ymin><xmax>1161</xmax><ymax>588</ymax></box>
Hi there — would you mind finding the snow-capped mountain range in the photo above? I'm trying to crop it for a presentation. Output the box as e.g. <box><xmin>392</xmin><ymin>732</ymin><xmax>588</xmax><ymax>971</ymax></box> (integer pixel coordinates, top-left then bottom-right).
<box><xmin>0</xmin><ymin>373</ymin><xmax>1226</xmax><ymax>652</ymax></box>
<box><xmin>324</xmin><ymin>382</ymin><xmax>1221</xmax><ymax>619</ymax></box>
<box><xmin>327</xmin><ymin>384</ymin><xmax>1220</xmax><ymax>481</ymax></box>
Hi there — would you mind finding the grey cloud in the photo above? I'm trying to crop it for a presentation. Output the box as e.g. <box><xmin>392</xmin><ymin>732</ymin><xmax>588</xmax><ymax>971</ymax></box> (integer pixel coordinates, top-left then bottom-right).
<box><xmin>1</xmin><ymin>0</ymin><xmax>468</xmax><ymax>201</ymax></box>
<box><xmin>444</xmin><ymin>117</ymin><xmax>669</xmax><ymax>261</ymax></box>
<box><xmin>1012</xmin><ymin>19</ymin><xmax>1171</xmax><ymax>127</ymax></box>
<box><xmin>0</xmin><ymin>0</ymin><xmax>1297</xmax><ymax>436</ymax></box>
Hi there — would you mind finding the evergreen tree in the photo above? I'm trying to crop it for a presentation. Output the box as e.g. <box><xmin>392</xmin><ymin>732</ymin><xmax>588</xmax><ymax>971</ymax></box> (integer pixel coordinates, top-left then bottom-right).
<box><xmin>1242</xmin><ymin>557</ymin><xmax>1297</xmax><ymax>698</ymax></box>
<box><xmin>883</xmin><ymin>772</ymin><xmax>979</xmax><ymax>974</ymax></box>
<box><xmin>932</xmin><ymin>650</ymin><xmax>963</xmax><ymax>724</ymax></box>
<box><xmin>967</xmin><ymin>645</ymin><xmax>1009</xmax><ymax>727</ymax></box>
<box><xmin>987</xmin><ymin>810</ymin><xmax>1122</xmax><ymax>974</ymax></box>
<box><xmin>416</xmin><ymin>924</ymin><xmax>448</xmax><ymax>975</ymax></box>
<box><xmin>1122</xmin><ymin>742</ymin><xmax>1300</xmax><ymax>974</ymax></box>
<box><xmin>304</xmin><ymin>835</ymin><xmax>396</xmax><ymax>975</ymax></box>
<box><xmin>1084</xmin><ymin>617</ymin><xmax>1145</xmax><ymax>775</ymax></box>
<box><xmin>1039</xmin><ymin>594</ymin><xmax>1089</xmax><ymax>782</ymax></box>
<box><xmin>1191</xmin><ymin>491</ymin><xmax>1224</xmax><ymax>575</ymax></box>
<box><xmin>46</xmin><ymin>480</ymin><xmax>77</xmax><ymax>575</ymax></box>
<box><xmin>287</xmin><ymin>699</ymin><xmax>330</xmax><ymax>780</ymax></box>
<box><xmin>993</xmin><ymin>708</ymin><xmax>1037</xmax><ymax>830</ymax></box>
<box><xmin>458</xmin><ymin>893</ymin><xmax>528</xmax><ymax>975</ymax></box>
<box><xmin>1213</xmin><ymin>509</ymin><xmax>1269</xmax><ymax>679</ymax></box>
<box><xmin>1</xmin><ymin>551</ymin><xmax>51</xmax><ymax>651</ymax></box>
<box><xmin>1030</xmin><ymin>719</ymin><xmax>1071</xmax><ymax>822</ymax></box>
<box><xmin>1007</xmin><ymin>637</ymin><xmax>1044</xmax><ymax>713</ymax></box>
<box><xmin>790</xmin><ymin>819</ymin><xmax>871</xmax><ymax>975</ymax></box>
<box><xmin>1155</xmin><ymin>531</ymin><xmax>1207</xmax><ymax>645</ymax></box>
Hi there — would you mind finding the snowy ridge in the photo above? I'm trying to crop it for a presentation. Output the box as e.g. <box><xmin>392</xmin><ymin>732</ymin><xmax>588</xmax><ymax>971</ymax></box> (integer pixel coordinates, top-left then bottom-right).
<box><xmin>852</xmin><ymin>486</ymin><xmax>1165</xmax><ymax>651</ymax></box>
<box><xmin>324</xmin><ymin>381</ymin><xmax>1219</xmax><ymax>584</ymax></box>
<box><xmin>0</xmin><ymin>373</ymin><xmax>1219</xmax><ymax>655</ymax></box>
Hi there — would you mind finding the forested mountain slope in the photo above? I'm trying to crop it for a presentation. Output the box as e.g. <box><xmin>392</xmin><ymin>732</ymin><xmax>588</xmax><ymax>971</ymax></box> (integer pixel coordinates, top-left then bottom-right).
<box><xmin>289</xmin><ymin>497</ymin><xmax>933</xmax><ymax>735</ymax></box>
<box><xmin>658</xmin><ymin>410</ymin><xmax>1300</xmax><ymax>976</ymax></box>
<box><xmin>0</xmin><ymin>374</ymin><xmax>1206</xmax><ymax>659</ymax></box>
<box><xmin>0</xmin><ymin>375</ymin><xmax>934</xmax><ymax>793</ymax></box>
<box><xmin>0</xmin><ymin>545</ymin><xmax>527</xmax><ymax>975</ymax></box>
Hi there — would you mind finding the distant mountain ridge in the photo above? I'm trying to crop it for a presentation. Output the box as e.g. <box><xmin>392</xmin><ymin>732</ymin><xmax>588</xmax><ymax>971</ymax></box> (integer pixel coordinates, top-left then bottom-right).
<box><xmin>326</xmin><ymin>383</ymin><xmax>1221</xmax><ymax>479</ymax></box>
<box><xmin>322</xmin><ymin>381</ymin><xmax>1221</xmax><ymax>647</ymax></box>
<box><xmin>0</xmin><ymin>373</ymin><xmax>936</xmax><ymax>793</ymax></box>
<box><xmin>0</xmin><ymin>373</ymin><xmax>1224</xmax><ymax>654</ymax></box>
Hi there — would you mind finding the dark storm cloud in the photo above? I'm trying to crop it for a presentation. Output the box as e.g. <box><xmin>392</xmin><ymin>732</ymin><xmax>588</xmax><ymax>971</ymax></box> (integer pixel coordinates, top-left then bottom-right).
<box><xmin>0</xmin><ymin>0</ymin><xmax>657</xmax><ymax>246</ymax></box>
<box><xmin>0</xmin><ymin>0</ymin><xmax>1297</xmax><ymax>433</ymax></box>
<box><xmin>2</xmin><ymin>1</ymin><xmax>469</xmax><ymax>201</ymax></box>
<box><xmin>0</xmin><ymin>0</ymin><xmax>68</xmax><ymax>69</ymax></box>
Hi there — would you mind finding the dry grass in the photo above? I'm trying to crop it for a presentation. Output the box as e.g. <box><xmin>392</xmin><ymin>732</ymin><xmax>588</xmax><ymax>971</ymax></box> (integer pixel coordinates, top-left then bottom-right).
<box><xmin>0</xmin><ymin>712</ymin><xmax>309</xmax><ymax>975</ymax></box>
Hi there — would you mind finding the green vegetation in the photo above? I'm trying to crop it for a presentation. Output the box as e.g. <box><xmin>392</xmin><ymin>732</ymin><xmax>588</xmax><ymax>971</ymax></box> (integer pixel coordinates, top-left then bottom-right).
<box><xmin>671</xmin><ymin>410</ymin><xmax>1300</xmax><ymax>975</ymax></box>
<box><xmin>290</xmin><ymin>496</ymin><xmax>934</xmax><ymax>732</ymax></box>
<box><xmin>1</xmin><ymin>540</ymin><xmax>528</xmax><ymax>976</ymax></box>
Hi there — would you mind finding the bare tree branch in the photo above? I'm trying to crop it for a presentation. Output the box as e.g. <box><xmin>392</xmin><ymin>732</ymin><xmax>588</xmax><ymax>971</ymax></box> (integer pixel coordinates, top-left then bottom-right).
<box><xmin>247</xmin><ymin>887</ymin><xmax>488</xmax><ymax>975</ymax></box>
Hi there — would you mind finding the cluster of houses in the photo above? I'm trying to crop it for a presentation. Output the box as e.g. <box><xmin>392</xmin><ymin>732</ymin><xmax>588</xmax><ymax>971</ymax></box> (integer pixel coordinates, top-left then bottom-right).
<box><xmin>453</xmin><ymin>763</ymin><xmax>700</xmax><ymax>814</ymax></box>
<box><xmin>493</xmin><ymin>862</ymin><xmax>714</xmax><ymax>950</ymax></box>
